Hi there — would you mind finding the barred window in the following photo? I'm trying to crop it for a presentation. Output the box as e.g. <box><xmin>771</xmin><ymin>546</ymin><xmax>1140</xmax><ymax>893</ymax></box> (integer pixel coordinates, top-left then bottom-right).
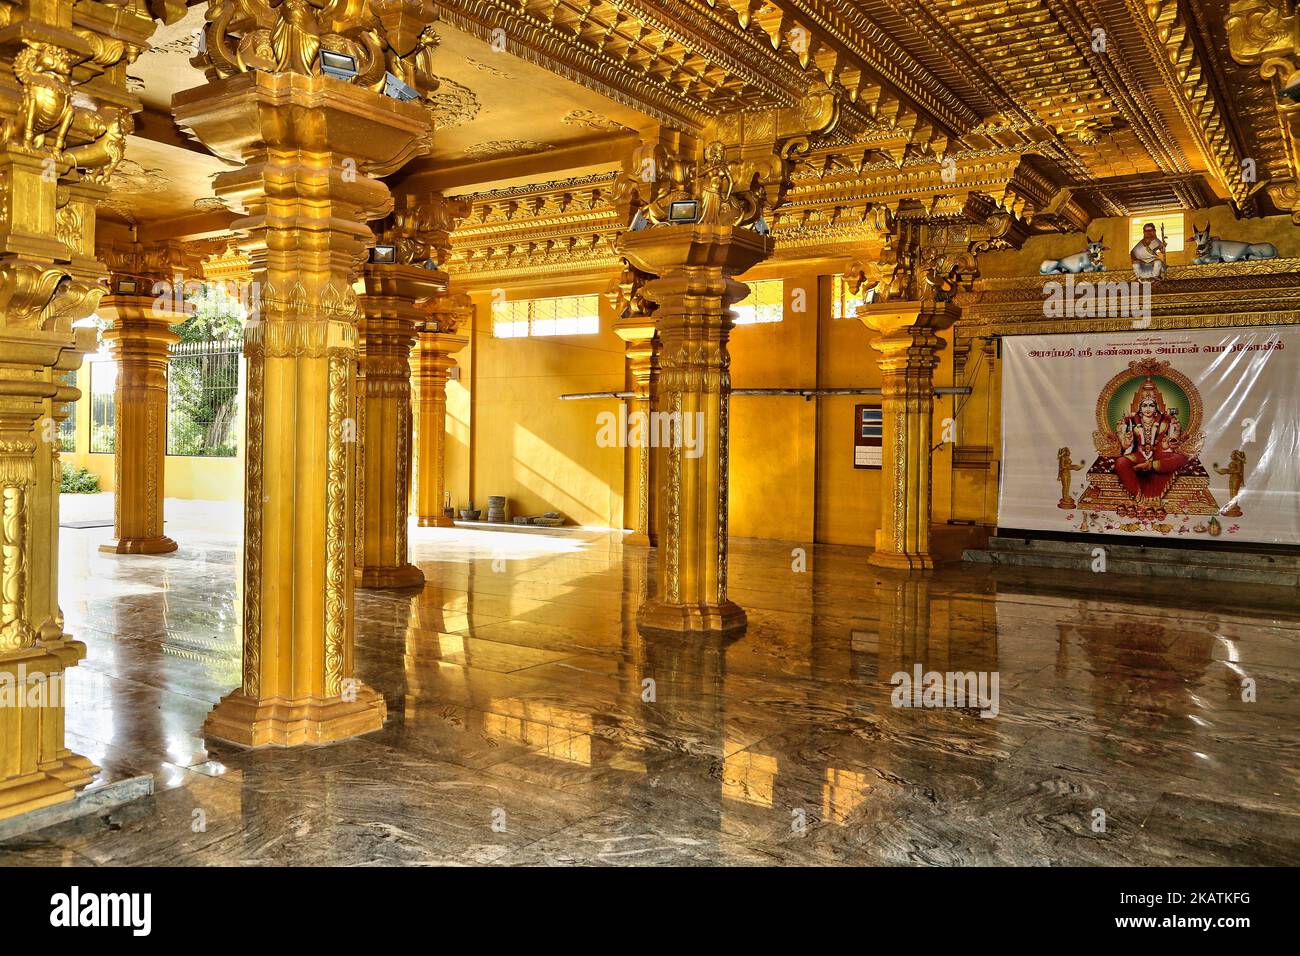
<box><xmin>88</xmin><ymin>357</ymin><xmax>116</xmax><ymax>454</ymax></box>
<box><xmin>492</xmin><ymin>294</ymin><xmax>600</xmax><ymax>338</ymax></box>
<box><xmin>57</xmin><ymin>370</ymin><xmax>77</xmax><ymax>453</ymax></box>
<box><xmin>167</xmin><ymin>338</ymin><xmax>241</xmax><ymax>458</ymax></box>
<box><xmin>732</xmin><ymin>278</ymin><xmax>783</xmax><ymax>325</ymax></box>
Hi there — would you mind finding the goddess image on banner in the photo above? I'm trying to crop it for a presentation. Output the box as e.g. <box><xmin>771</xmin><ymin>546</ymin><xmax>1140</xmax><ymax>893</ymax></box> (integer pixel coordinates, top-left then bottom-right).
<box><xmin>999</xmin><ymin>326</ymin><xmax>1300</xmax><ymax>545</ymax></box>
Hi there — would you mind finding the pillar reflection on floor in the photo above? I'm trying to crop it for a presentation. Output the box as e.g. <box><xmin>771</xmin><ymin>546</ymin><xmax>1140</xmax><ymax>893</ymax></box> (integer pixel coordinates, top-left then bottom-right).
<box><xmin>5</xmin><ymin>507</ymin><xmax>1299</xmax><ymax>865</ymax></box>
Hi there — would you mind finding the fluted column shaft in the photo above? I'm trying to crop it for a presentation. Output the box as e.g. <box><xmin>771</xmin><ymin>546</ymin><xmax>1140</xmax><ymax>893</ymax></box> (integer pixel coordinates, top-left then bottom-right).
<box><xmin>97</xmin><ymin>297</ymin><xmax>182</xmax><ymax>554</ymax></box>
<box><xmin>412</xmin><ymin>330</ymin><xmax>467</xmax><ymax>526</ymax></box>
<box><xmin>614</xmin><ymin>324</ymin><xmax>658</xmax><ymax>546</ymax></box>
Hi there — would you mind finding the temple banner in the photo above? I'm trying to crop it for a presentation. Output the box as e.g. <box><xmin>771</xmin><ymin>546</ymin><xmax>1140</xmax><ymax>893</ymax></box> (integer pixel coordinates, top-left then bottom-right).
<box><xmin>998</xmin><ymin>326</ymin><xmax>1300</xmax><ymax>545</ymax></box>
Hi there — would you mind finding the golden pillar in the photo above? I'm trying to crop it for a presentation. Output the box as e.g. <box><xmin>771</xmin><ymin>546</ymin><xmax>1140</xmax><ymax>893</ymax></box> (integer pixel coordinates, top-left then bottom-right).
<box><xmin>95</xmin><ymin>242</ymin><xmax>194</xmax><ymax>554</ymax></box>
<box><xmin>1</xmin><ymin>0</ymin><xmax>158</xmax><ymax>817</ymax></box>
<box><xmin>615</xmin><ymin>224</ymin><xmax>772</xmax><ymax>638</ymax></box>
<box><xmin>857</xmin><ymin>300</ymin><xmax>960</xmax><ymax>571</ymax></box>
<box><xmin>413</xmin><ymin>292</ymin><xmax>469</xmax><ymax>527</ymax></box>
<box><xmin>354</xmin><ymin>263</ymin><xmax>445</xmax><ymax>588</ymax></box>
<box><xmin>615</xmin><ymin>326</ymin><xmax>658</xmax><ymax>547</ymax></box>
<box><xmin>609</xmin><ymin>263</ymin><xmax>658</xmax><ymax>547</ymax></box>
<box><xmin>173</xmin><ymin>58</ymin><xmax>432</xmax><ymax>746</ymax></box>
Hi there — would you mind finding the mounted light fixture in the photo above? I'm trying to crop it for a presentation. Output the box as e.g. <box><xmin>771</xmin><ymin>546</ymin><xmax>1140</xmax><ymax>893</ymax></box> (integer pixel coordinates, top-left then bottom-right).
<box><xmin>369</xmin><ymin>245</ymin><xmax>397</xmax><ymax>264</ymax></box>
<box><xmin>319</xmin><ymin>50</ymin><xmax>359</xmax><ymax>82</ymax></box>
<box><xmin>115</xmin><ymin>278</ymin><xmax>138</xmax><ymax>294</ymax></box>
<box><xmin>667</xmin><ymin>199</ymin><xmax>699</xmax><ymax>224</ymax></box>
<box><xmin>383</xmin><ymin>72</ymin><xmax>420</xmax><ymax>102</ymax></box>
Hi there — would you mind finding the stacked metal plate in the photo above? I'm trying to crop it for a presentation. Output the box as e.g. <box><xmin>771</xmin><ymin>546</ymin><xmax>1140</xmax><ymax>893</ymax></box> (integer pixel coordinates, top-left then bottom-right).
<box><xmin>487</xmin><ymin>495</ymin><xmax>507</xmax><ymax>523</ymax></box>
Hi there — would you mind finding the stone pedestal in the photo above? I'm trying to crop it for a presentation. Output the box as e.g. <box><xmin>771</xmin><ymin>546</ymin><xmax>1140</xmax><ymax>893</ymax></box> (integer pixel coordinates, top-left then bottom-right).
<box><xmin>355</xmin><ymin>264</ymin><xmax>445</xmax><ymax>589</ymax></box>
<box><xmin>413</xmin><ymin>293</ymin><xmax>470</xmax><ymax>528</ymax></box>
<box><xmin>615</xmin><ymin>224</ymin><xmax>772</xmax><ymax>638</ymax></box>
<box><xmin>173</xmin><ymin>70</ymin><xmax>430</xmax><ymax>747</ymax></box>
<box><xmin>97</xmin><ymin>296</ymin><xmax>182</xmax><ymax>555</ymax></box>
<box><xmin>857</xmin><ymin>299</ymin><xmax>959</xmax><ymax>571</ymax></box>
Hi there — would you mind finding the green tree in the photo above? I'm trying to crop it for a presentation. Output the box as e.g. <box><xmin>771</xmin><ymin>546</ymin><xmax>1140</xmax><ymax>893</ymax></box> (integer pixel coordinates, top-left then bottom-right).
<box><xmin>167</xmin><ymin>283</ymin><xmax>244</xmax><ymax>457</ymax></box>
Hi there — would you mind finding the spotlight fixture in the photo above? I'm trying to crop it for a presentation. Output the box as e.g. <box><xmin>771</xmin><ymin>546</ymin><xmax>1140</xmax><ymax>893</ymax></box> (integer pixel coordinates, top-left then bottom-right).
<box><xmin>383</xmin><ymin>72</ymin><xmax>420</xmax><ymax>102</ymax></box>
<box><xmin>116</xmin><ymin>278</ymin><xmax>138</xmax><ymax>294</ymax></box>
<box><xmin>369</xmin><ymin>245</ymin><xmax>397</xmax><ymax>264</ymax></box>
<box><xmin>319</xmin><ymin>50</ymin><xmax>359</xmax><ymax>82</ymax></box>
<box><xmin>667</xmin><ymin>199</ymin><xmax>700</xmax><ymax>224</ymax></box>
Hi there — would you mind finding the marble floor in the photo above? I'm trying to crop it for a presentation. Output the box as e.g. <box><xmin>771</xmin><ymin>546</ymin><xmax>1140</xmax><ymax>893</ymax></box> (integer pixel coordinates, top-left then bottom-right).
<box><xmin>2</xmin><ymin>495</ymin><xmax>1297</xmax><ymax>866</ymax></box>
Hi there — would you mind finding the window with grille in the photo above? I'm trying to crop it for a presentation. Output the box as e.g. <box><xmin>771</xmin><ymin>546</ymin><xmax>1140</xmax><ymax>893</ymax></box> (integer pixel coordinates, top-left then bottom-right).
<box><xmin>491</xmin><ymin>294</ymin><xmax>600</xmax><ymax>338</ymax></box>
<box><xmin>732</xmin><ymin>278</ymin><xmax>783</xmax><ymax>325</ymax></box>
<box><xmin>89</xmin><ymin>357</ymin><xmax>116</xmax><ymax>454</ymax></box>
<box><xmin>168</xmin><ymin>338</ymin><xmax>241</xmax><ymax>457</ymax></box>
<box><xmin>57</xmin><ymin>370</ymin><xmax>77</xmax><ymax>453</ymax></box>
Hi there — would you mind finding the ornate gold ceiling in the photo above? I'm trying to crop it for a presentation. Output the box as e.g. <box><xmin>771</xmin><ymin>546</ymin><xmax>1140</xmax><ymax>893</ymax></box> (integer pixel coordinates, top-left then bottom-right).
<box><xmin>73</xmin><ymin>0</ymin><xmax>1300</xmax><ymax>271</ymax></box>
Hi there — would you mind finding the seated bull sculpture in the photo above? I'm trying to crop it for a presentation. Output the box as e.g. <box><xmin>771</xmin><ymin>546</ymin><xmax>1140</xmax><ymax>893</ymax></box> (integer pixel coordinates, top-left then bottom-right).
<box><xmin>1189</xmin><ymin>223</ymin><xmax>1277</xmax><ymax>264</ymax></box>
<box><xmin>1040</xmin><ymin>237</ymin><xmax>1107</xmax><ymax>274</ymax></box>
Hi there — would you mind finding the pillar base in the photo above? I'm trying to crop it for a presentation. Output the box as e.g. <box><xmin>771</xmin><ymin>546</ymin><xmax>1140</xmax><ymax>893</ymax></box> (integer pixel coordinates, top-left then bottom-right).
<box><xmin>0</xmin><ymin>644</ymin><xmax>98</xmax><ymax>822</ymax></box>
<box><xmin>99</xmin><ymin>535</ymin><xmax>178</xmax><ymax>555</ymax></box>
<box><xmin>417</xmin><ymin>515</ymin><xmax>455</xmax><ymax>528</ymax></box>
<box><xmin>624</xmin><ymin>532</ymin><xmax>652</xmax><ymax>547</ymax></box>
<box><xmin>355</xmin><ymin>563</ymin><xmax>425</xmax><ymax>590</ymax></box>
<box><xmin>637</xmin><ymin>598</ymin><xmax>747</xmax><ymax>639</ymax></box>
<box><xmin>202</xmin><ymin>685</ymin><xmax>388</xmax><ymax>748</ymax></box>
<box><xmin>868</xmin><ymin>550</ymin><xmax>935</xmax><ymax>572</ymax></box>
<box><xmin>0</xmin><ymin>772</ymin><xmax>80</xmax><ymax>823</ymax></box>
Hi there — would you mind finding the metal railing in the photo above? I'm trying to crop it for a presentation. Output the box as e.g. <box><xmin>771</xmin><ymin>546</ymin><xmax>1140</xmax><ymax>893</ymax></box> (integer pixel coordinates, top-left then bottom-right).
<box><xmin>167</xmin><ymin>338</ymin><xmax>241</xmax><ymax>458</ymax></box>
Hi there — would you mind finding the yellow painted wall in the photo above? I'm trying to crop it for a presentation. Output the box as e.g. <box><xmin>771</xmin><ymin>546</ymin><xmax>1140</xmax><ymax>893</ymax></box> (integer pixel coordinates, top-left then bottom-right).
<box><xmin>463</xmin><ymin>279</ymin><xmax>626</xmax><ymax>527</ymax></box>
<box><xmin>727</xmin><ymin>266</ymin><xmax>819</xmax><ymax>544</ymax></box>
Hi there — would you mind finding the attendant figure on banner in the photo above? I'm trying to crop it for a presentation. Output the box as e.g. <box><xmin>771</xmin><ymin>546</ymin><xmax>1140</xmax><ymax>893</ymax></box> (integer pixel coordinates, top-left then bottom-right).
<box><xmin>1056</xmin><ymin>447</ymin><xmax>1084</xmax><ymax>509</ymax></box>
<box><xmin>1213</xmin><ymin>450</ymin><xmax>1247</xmax><ymax>517</ymax></box>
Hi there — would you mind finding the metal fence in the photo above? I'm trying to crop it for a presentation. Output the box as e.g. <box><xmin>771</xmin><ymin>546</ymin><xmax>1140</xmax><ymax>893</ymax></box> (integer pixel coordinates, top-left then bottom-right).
<box><xmin>88</xmin><ymin>360</ymin><xmax>115</xmax><ymax>454</ymax></box>
<box><xmin>167</xmin><ymin>338</ymin><xmax>241</xmax><ymax>458</ymax></box>
<box><xmin>58</xmin><ymin>370</ymin><xmax>76</xmax><ymax>453</ymax></box>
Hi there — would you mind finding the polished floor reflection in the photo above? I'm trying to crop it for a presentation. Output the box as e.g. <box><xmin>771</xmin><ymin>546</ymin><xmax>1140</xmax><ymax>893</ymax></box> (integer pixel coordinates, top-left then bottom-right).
<box><xmin>2</xmin><ymin>497</ymin><xmax>1297</xmax><ymax>865</ymax></box>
